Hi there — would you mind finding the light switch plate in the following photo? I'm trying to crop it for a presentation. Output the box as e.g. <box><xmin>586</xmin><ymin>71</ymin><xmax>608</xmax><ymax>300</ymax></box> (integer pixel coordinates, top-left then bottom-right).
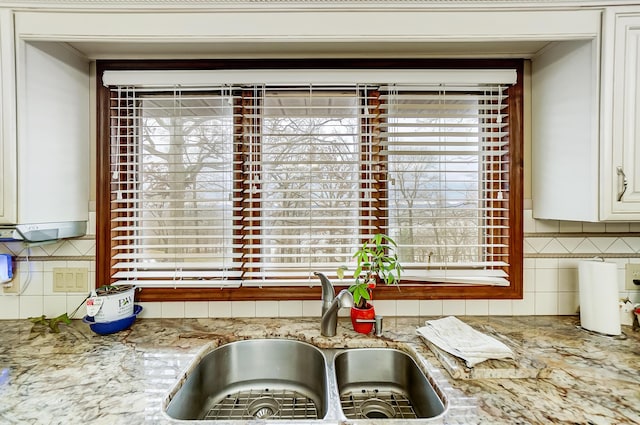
<box><xmin>624</xmin><ymin>263</ymin><xmax>640</xmax><ymax>291</ymax></box>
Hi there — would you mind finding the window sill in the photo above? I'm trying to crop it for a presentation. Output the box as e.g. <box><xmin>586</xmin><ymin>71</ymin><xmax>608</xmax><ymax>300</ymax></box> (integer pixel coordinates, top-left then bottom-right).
<box><xmin>134</xmin><ymin>283</ymin><xmax>523</xmax><ymax>302</ymax></box>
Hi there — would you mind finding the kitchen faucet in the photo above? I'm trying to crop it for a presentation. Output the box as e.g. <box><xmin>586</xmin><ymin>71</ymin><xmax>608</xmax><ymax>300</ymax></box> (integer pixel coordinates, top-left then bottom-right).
<box><xmin>315</xmin><ymin>272</ymin><xmax>354</xmax><ymax>337</ymax></box>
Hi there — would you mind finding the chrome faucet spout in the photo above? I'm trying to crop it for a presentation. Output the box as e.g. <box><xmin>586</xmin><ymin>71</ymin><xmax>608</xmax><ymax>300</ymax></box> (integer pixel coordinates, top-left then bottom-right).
<box><xmin>315</xmin><ymin>272</ymin><xmax>354</xmax><ymax>337</ymax></box>
<box><xmin>314</xmin><ymin>272</ymin><xmax>335</xmax><ymax>316</ymax></box>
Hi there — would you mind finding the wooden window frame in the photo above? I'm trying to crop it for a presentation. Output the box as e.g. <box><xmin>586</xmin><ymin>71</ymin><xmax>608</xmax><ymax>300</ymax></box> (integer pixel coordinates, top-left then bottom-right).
<box><xmin>96</xmin><ymin>58</ymin><xmax>523</xmax><ymax>302</ymax></box>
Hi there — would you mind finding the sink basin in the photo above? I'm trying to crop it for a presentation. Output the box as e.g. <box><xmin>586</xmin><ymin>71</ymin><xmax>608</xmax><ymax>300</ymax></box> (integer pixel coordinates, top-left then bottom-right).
<box><xmin>334</xmin><ymin>348</ymin><xmax>445</xmax><ymax>420</ymax></box>
<box><xmin>165</xmin><ymin>339</ymin><xmax>328</xmax><ymax>420</ymax></box>
<box><xmin>164</xmin><ymin>340</ymin><xmax>447</xmax><ymax>422</ymax></box>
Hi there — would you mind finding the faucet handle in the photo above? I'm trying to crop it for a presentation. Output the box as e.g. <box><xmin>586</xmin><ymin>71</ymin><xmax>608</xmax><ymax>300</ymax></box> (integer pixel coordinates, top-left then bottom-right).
<box><xmin>355</xmin><ymin>315</ymin><xmax>384</xmax><ymax>337</ymax></box>
<box><xmin>375</xmin><ymin>315</ymin><xmax>383</xmax><ymax>336</ymax></box>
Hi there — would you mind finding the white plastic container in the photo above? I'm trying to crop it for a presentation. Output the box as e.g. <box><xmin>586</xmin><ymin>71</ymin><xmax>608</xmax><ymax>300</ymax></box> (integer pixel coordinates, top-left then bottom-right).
<box><xmin>90</xmin><ymin>285</ymin><xmax>135</xmax><ymax>323</ymax></box>
<box><xmin>0</xmin><ymin>254</ymin><xmax>13</xmax><ymax>284</ymax></box>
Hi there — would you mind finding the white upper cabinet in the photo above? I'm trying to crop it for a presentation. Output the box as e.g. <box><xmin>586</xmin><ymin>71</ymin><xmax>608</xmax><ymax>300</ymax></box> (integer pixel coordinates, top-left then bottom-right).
<box><xmin>532</xmin><ymin>6</ymin><xmax>640</xmax><ymax>222</ymax></box>
<box><xmin>14</xmin><ymin>41</ymin><xmax>90</xmax><ymax>227</ymax></box>
<box><xmin>600</xmin><ymin>7</ymin><xmax>640</xmax><ymax>220</ymax></box>
<box><xmin>532</xmin><ymin>39</ymin><xmax>601</xmax><ymax>222</ymax></box>
<box><xmin>0</xmin><ymin>8</ymin><xmax>90</xmax><ymax>229</ymax></box>
<box><xmin>0</xmin><ymin>9</ymin><xmax>16</xmax><ymax>225</ymax></box>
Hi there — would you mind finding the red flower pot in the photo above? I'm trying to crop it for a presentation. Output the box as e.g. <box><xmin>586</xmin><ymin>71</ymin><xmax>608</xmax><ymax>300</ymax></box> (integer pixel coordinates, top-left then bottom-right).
<box><xmin>351</xmin><ymin>303</ymin><xmax>375</xmax><ymax>334</ymax></box>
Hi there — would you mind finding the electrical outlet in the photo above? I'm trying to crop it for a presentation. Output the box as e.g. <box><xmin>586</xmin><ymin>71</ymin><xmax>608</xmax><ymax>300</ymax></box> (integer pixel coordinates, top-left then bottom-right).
<box><xmin>53</xmin><ymin>267</ymin><xmax>88</xmax><ymax>293</ymax></box>
<box><xmin>624</xmin><ymin>263</ymin><xmax>640</xmax><ymax>290</ymax></box>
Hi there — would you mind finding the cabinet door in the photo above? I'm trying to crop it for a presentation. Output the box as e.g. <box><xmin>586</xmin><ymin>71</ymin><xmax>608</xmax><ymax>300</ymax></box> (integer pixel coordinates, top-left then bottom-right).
<box><xmin>602</xmin><ymin>10</ymin><xmax>640</xmax><ymax>220</ymax></box>
<box><xmin>0</xmin><ymin>9</ymin><xmax>16</xmax><ymax>225</ymax></box>
<box><xmin>532</xmin><ymin>39</ymin><xmax>600</xmax><ymax>222</ymax></box>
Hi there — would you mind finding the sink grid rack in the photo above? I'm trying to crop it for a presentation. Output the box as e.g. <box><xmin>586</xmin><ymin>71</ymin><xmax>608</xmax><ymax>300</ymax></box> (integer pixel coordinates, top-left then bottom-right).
<box><xmin>340</xmin><ymin>388</ymin><xmax>419</xmax><ymax>419</ymax></box>
<box><xmin>202</xmin><ymin>388</ymin><xmax>319</xmax><ymax>420</ymax></box>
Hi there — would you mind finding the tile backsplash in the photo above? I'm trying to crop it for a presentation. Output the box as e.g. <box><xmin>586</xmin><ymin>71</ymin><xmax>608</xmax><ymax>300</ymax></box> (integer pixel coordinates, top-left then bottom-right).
<box><xmin>1</xmin><ymin>210</ymin><xmax>639</xmax><ymax>319</ymax></box>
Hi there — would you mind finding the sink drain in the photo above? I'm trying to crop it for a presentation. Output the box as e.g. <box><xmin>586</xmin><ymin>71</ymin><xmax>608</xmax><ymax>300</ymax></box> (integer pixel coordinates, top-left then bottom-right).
<box><xmin>360</xmin><ymin>398</ymin><xmax>397</xmax><ymax>419</ymax></box>
<box><xmin>340</xmin><ymin>389</ymin><xmax>418</xmax><ymax>420</ymax></box>
<box><xmin>248</xmin><ymin>397</ymin><xmax>281</xmax><ymax>419</ymax></box>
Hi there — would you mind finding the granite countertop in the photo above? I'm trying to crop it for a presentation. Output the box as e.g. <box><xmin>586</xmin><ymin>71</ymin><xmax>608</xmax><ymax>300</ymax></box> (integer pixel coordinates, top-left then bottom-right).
<box><xmin>0</xmin><ymin>315</ymin><xmax>638</xmax><ymax>425</ymax></box>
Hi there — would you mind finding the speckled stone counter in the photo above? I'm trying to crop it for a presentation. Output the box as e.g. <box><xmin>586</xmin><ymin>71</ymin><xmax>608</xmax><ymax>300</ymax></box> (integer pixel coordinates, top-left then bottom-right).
<box><xmin>0</xmin><ymin>315</ymin><xmax>638</xmax><ymax>425</ymax></box>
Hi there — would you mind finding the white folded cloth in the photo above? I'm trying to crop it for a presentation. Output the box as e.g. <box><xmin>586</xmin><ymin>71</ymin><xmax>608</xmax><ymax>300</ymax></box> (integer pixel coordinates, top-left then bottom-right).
<box><xmin>416</xmin><ymin>316</ymin><xmax>514</xmax><ymax>367</ymax></box>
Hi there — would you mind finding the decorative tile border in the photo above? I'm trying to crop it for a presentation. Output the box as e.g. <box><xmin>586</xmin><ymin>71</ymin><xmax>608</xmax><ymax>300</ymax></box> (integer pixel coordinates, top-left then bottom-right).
<box><xmin>4</xmin><ymin>233</ymin><xmax>640</xmax><ymax>261</ymax></box>
<box><xmin>524</xmin><ymin>234</ymin><xmax>640</xmax><ymax>258</ymax></box>
<box><xmin>0</xmin><ymin>237</ymin><xmax>96</xmax><ymax>260</ymax></box>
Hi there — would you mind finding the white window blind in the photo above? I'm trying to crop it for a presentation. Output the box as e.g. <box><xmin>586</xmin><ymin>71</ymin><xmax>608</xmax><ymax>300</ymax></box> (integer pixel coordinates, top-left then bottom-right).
<box><xmin>106</xmin><ymin>70</ymin><xmax>515</xmax><ymax>288</ymax></box>
<box><xmin>110</xmin><ymin>87</ymin><xmax>242</xmax><ymax>288</ymax></box>
<box><xmin>381</xmin><ymin>85</ymin><xmax>511</xmax><ymax>286</ymax></box>
<box><xmin>241</xmin><ymin>87</ymin><xmax>370</xmax><ymax>286</ymax></box>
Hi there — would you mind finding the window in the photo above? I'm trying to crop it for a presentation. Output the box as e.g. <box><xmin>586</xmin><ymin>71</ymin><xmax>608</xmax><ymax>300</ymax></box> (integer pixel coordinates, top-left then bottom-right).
<box><xmin>247</xmin><ymin>89</ymin><xmax>363</xmax><ymax>285</ymax></box>
<box><xmin>384</xmin><ymin>87</ymin><xmax>512</xmax><ymax>285</ymax></box>
<box><xmin>109</xmin><ymin>89</ymin><xmax>239</xmax><ymax>285</ymax></box>
<box><xmin>96</xmin><ymin>60</ymin><xmax>523</xmax><ymax>302</ymax></box>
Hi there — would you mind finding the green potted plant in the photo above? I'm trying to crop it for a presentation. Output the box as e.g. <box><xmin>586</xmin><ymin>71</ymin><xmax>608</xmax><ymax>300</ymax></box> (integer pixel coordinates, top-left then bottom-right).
<box><xmin>346</xmin><ymin>233</ymin><xmax>403</xmax><ymax>334</ymax></box>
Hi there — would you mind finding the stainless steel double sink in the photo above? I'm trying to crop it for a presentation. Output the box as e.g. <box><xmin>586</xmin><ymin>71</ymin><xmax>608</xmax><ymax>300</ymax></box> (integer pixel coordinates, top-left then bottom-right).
<box><xmin>164</xmin><ymin>339</ymin><xmax>446</xmax><ymax>422</ymax></box>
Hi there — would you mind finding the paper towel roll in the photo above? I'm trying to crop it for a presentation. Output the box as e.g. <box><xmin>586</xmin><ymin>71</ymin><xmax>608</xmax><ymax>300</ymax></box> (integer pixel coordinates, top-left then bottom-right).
<box><xmin>578</xmin><ymin>260</ymin><xmax>621</xmax><ymax>336</ymax></box>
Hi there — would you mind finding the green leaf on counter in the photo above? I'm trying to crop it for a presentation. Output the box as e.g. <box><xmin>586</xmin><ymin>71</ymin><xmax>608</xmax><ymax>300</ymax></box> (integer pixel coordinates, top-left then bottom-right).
<box><xmin>28</xmin><ymin>313</ymin><xmax>72</xmax><ymax>334</ymax></box>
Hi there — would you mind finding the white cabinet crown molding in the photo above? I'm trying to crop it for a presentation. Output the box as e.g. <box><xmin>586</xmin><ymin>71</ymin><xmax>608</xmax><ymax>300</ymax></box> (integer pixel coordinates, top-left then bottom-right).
<box><xmin>13</xmin><ymin>9</ymin><xmax>601</xmax><ymax>42</ymax></box>
<box><xmin>1</xmin><ymin>0</ymin><xmax>639</xmax><ymax>10</ymax></box>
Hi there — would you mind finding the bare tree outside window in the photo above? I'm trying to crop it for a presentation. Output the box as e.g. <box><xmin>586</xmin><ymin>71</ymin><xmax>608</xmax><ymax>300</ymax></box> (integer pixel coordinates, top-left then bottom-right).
<box><xmin>259</xmin><ymin>92</ymin><xmax>361</xmax><ymax>271</ymax></box>
<box><xmin>386</xmin><ymin>91</ymin><xmax>508</xmax><ymax>273</ymax></box>
<box><xmin>135</xmin><ymin>94</ymin><xmax>235</xmax><ymax>273</ymax></box>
